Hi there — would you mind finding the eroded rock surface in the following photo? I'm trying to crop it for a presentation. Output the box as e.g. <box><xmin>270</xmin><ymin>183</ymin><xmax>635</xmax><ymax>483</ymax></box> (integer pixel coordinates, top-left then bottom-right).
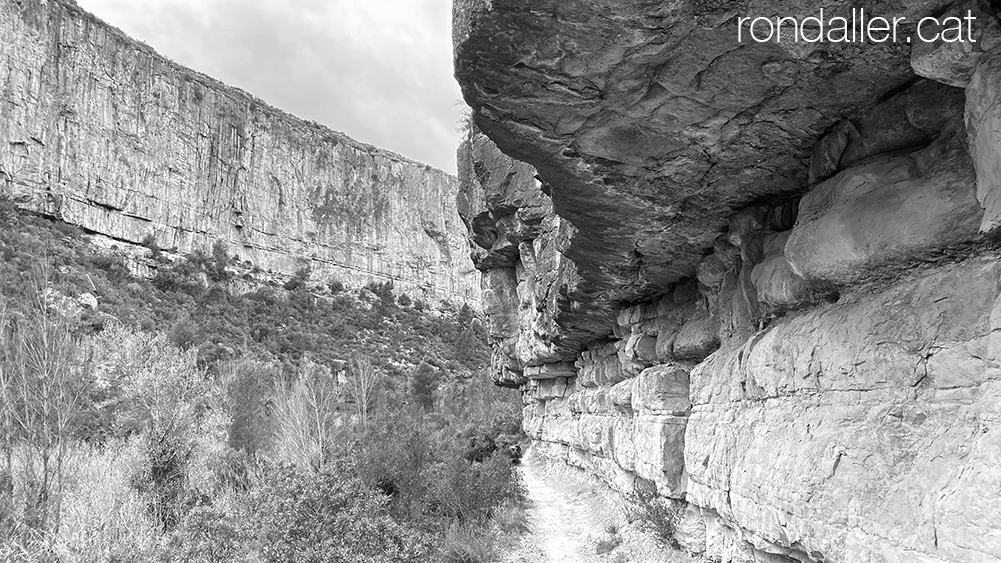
<box><xmin>0</xmin><ymin>0</ymin><xmax>479</xmax><ymax>302</ymax></box>
<box><xmin>455</xmin><ymin>0</ymin><xmax>1001</xmax><ymax>561</ymax></box>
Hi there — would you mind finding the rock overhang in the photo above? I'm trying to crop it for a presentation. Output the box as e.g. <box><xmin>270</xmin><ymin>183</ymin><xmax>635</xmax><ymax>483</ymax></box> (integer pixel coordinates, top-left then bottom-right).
<box><xmin>454</xmin><ymin>0</ymin><xmax>957</xmax><ymax>346</ymax></box>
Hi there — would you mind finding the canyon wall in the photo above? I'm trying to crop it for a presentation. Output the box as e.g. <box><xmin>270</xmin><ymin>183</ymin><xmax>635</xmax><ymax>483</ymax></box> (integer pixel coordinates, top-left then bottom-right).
<box><xmin>455</xmin><ymin>0</ymin><xmax>1001</xmax><ymax>561</ymax></box>
<box><xmin>0</xmin><ymin>0</ymin><xmax>479</xmax><ymax>304</ymax></box>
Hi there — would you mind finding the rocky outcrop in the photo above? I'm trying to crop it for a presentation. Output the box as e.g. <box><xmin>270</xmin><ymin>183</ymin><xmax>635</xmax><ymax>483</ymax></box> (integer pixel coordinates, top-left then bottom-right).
<box><xmin>455</xmin><ymin>0</ymin><xmax>1001</xmax><ymax>561</ymax></box>
<box><xmin>0</xmin><ymin>0</ymin><xmax>479</xmax><ymax>303</ymax></box>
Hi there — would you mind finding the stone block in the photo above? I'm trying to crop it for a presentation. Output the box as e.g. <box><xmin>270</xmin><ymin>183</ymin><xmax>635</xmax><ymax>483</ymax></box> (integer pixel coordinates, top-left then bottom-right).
<box><xmin>608</xmin><ymin>379</ymin><xmax>634</xmax><ymax>413</ymax></box>
<box><xmin>633</xmin><ymin>415</ymin><xmax>687</xmax><ymax>498</ymax></box>
<box><xmin>524</xmin><ymin>361</ymin><xmax>577</xmax><ymax>380</ymax></box>
<box><xmin>633</xmin><ymin>364</ymin><xmax>690</xmax><ymax>415</ymax></box>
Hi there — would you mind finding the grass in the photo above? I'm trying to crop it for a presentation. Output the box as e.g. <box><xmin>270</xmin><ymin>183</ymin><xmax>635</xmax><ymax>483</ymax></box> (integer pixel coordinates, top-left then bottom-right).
<box><xmin>443</xmin><ymin>521</ymin><xmax>501</xmax><ymax>563</ymax></box>
<box><xmin>52</xmin><ymin>441</ymin><xmax>158</xmax><ymax>562</ymax></box>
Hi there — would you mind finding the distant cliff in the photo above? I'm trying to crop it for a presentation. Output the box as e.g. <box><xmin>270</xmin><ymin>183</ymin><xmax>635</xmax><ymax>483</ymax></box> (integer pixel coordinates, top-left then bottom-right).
<box><xmin>0</xmin><ymin>0</ymin><xmax>479</xmax><ymax>303</ymax></box>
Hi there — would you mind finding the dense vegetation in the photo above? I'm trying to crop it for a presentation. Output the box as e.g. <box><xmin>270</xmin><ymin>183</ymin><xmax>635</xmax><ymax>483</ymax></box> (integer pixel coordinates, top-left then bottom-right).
<box><xmin>0</xmin><ymin>201</ymin><xmax>525</xmax><ymax>563</ymax></box>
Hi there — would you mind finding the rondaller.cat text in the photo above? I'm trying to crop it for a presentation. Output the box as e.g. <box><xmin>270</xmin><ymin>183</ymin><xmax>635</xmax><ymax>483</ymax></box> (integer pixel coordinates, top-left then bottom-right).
<box><xmin>737</xmin><ymin>9</ymin><xmax>978</xmax><ymax>44</ymax></box>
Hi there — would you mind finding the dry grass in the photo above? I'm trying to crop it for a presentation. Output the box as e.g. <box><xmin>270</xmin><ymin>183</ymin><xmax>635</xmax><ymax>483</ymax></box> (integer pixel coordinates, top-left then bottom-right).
<box><xmin>0</xmin><ymin>440</ymin><xmax>158</xmax><ymax>562</ymax></box>
<box><xmin>442</xmin><ymin>520</ymin><xmax>501</xmax><ymax>563</ymax></box>
<box><xmin>51</xmin><ymin>440</ymin><xmax>158</xmax><ymax>562</ymax></box>
<box><xmin>491</xmin><ymin>500</ymin><xmax>529</xmax><ymax>535</ymax></box>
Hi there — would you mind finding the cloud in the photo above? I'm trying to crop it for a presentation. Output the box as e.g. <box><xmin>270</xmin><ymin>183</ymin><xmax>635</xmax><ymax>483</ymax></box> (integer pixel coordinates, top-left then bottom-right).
<box><xmin>75</xmin><ymin>0</ymin><xmax>464</xmax><ymax>173</ymax></box>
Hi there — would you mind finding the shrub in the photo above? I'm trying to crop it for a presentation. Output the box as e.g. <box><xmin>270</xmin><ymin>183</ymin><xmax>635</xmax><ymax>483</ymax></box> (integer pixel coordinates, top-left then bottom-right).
<box><xmin>354</xmin><ymin>414</ymin><xmax>523</xmax><ymax>530</ymax></box>
<box><xmin>141</xmin><ymin>234</ymin><xmax>163</xmax><ymax>260</ymax></box>
<box><xmin>249</xmin><ymin>464</ymin><xmax>434</xmax><ymax>563</ymax></box>
<box><xmin>595</xmin><ymin>534</ymin><xmax>622</xmax><ymax>555</ymax></box>
<box><xmin>168</xmin><ymin>318</ymin><xmax>202</xmax><ymax>351</ymax></box>
<box><xmin>131</xmin><ymin>432</ymin><xmax>195</xmax><ymax>531</ymax></box>
<box><xmin>217</xmin><ymin>359</ymin><xmax>278</xmax><ymax>455</ymax></box>
<box><xmin>408</xmin><ymin>362</ymin><xmax>439</xmax><ymax>411</ymax></box>
<box><xmin>88</xmin><ymin>255</ymin><xmax>131</xmax><ymax>284</ymax></box>
<box><xmin>158</xmin><ymin>505</ymin><xmax>247</xmax><ymax>563</ymax></box>
<box><xmin>432</xmin><ymin>452</ymin><xmax>523</xmax><ymax>524</ymax></box>
<box><xmin>629</xmin><ymin>479</ymin><xmax>682</xmax><ymax>548</ymax></box>
<box><xmin>152</xmin><ymin>266</ymin><xmax>190</xmax><ymax>294</ymax></box>
<box><xmin>283</xmin><ymin>267</ymin><xmax>310</xmax><ymax>291</ymax></box>
<box><xmin>209</xmin><ymin>241</ymin><xmax>230</xmax><ymax>282</ymax></box>
<box><xmin>53</xmin><ymin>220</ymin><xmax>84</xmax><ymax>239</ymax></box>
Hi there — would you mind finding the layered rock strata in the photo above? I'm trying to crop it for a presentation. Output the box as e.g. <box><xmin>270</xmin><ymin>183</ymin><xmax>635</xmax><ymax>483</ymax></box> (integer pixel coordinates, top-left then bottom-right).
<box><xmin>0</xmin><ymin>0</ymin><xmax>479</xmax><ymax>303</ymax></box>
<box><xmin>456</xmin><ymin>0</ymin><xmax>1001</xmax><ymax>561</ymax></box>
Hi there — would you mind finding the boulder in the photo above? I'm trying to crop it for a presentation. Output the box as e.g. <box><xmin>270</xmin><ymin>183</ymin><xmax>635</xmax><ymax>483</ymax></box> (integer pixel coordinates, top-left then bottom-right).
<box><xmin>673</xmin><ymin>316</ymin><xmax>720</xmax><ymax>361</ymax></box>
<box><xmin>750</xmin><ymin>231</ymin><xmax>820</xmax><ymax>313</ymax></box>
<box><xmin>785</xmin><ymin>133</ymin><xmax>982</xmax><ymax>285</ymax></box>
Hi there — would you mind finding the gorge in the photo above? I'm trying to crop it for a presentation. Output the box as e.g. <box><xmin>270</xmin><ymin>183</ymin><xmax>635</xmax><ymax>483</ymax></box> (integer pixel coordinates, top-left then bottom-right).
<box><xmin>454</xmin><ymin>0</ymin><xmax>1001</xmax><ymax>561</ymax></box>
<box><xmin>0</xmin><ymin>0</ymin><xmax>479</xmax><ymax>303</ymax></box>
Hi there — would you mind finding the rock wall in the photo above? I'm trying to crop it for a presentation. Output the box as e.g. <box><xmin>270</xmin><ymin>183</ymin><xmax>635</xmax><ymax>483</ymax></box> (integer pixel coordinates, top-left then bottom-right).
<box><xmin>0</xmin><ymin>0</ymin><xmax>479</xmax><ymax>304</ymax></box>
<box><xmin>455</xmin><ymin>0</ymin><xmax>1001</xmax><ymax>561</ymax></box>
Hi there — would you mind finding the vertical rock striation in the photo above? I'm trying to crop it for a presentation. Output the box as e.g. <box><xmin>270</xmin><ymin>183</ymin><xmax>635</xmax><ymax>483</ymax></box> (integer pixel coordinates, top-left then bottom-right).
<box><xmin>0</xmin><ymin>0</ymin><xmax>479</xmax><ymax>303</ymax></box>
<box><xmin>455</xmin><ymin>0</ymin><xmax>1001</xmax><ymax>561</ymax></box>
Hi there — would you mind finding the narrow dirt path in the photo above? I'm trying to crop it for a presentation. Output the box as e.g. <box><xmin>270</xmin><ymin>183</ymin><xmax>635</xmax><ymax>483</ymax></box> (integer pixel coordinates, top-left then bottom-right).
<box><xmin>501</xmin><ymin>451</ymin><xmax>704</xmax><ymax>563</ymax></box>
<box><xmin>501</xmin><ymin>454</ymin><xmax>609</xmax><ymax>563</ymax></box>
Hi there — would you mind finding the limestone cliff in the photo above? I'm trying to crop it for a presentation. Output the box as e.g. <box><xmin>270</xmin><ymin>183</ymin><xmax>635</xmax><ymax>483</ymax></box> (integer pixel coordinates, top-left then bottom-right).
<box><xmin>455</xmin><ymin>0</ymin><xmax>1001</xmax><ymax>561</ymax></box>
<box><xmin>0</xmin><ymin>0</ymin><xmax>479</xmax><ymax>304</ymax></box>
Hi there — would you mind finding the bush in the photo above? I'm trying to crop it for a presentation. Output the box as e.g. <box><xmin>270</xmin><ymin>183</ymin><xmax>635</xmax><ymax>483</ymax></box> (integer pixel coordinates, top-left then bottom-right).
<box><xmin>158</xmin><ymin>505</ymin><xmax>246</xmax><ymax>563</ymax></box>
<box><xmin>53</xmin><ymin>220</ymin><xmax>84</xmax><ymax>239</ymax></box>
<box><xmin>432</xmin><ymin>453</ymin><xmax>523</xmax><ymax>524</ymax></box>
<box><xmin>354</xmin><ymin>414</ymin><xmax>523</xmax><ymax>529</ymax></box>
<box><xmin>283</xmin><ymin>267</ymin><xmax>310</xmax><ymax>291</ymax></box>
<box><xmin>152</xmin><ymin>266</ymin><xmax>191</xmax><ymax>294</ymax></box>
<box><xmin>89</xmin><ymin>255</ymin><xmax>131</xmax><ymax>284</ymax></box>
<box><xmin>629</xmin><ymin>479</ymin><xmax>683</xmax><ymax>548</ymax></box>
<box><xmin>217</xmin><ymin>359</ymin><xmax>278</xmax><ymax>455</ymax></box>
<box><xmin>250</xmin><ymin>464</ymin><xmax>434</xmax><ymax>563</ymax></box>
<box><xmin>131</xmin><ymin>432</ymin><xmax>195</xmax><ymax>531</ymax></box>
<box><xmin>209</xmin><ymin>241</ymin><xmax>230</xmax><ymax>282</ymax></box>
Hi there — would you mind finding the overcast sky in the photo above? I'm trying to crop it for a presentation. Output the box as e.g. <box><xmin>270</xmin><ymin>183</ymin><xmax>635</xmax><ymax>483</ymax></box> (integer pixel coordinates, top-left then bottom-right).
<box><xmin>76</xmin><ymin>0</ymin><xmax>465</xmax><ymax>174</ymax></box>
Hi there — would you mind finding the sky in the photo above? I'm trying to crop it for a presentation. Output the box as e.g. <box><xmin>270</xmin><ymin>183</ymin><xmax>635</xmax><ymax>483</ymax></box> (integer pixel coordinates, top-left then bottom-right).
<box><xmin>76</xmin><ymin>0</ymin><xmax>465</xmax><ymax>174</ymax></box>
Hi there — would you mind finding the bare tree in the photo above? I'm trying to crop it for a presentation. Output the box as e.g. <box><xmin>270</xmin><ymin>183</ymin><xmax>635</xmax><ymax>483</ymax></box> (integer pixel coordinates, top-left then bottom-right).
<box><xmin>0</xmin><ymin>304</ymin><xmax>14</xmax><ymax>534</ymax></box>
<box><xmin>270</xmin><ymin>361</ymin><xmax>339</xmax><ymax>471</ymax></box>
<box><xmin>344</xmin><ymin>353</ymin><xmax>384</xmax><ymax>428</ymax></box>
<box><xmin>1</xmin><ymin>268</ymin><xmax>91</xmax><ymax>535</ymax></box>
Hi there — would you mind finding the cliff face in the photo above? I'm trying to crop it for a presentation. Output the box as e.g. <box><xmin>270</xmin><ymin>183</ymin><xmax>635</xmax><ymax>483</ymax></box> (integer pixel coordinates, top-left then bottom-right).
<box><xmin>455</xmin><ymin>0</ymin><xmax>1001</xmax><ymax>561</ymax></box>
<box><xmin>0</xmin><ymin>0</ymin><xmax>479</xmax><ymax>304</ymax></box>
